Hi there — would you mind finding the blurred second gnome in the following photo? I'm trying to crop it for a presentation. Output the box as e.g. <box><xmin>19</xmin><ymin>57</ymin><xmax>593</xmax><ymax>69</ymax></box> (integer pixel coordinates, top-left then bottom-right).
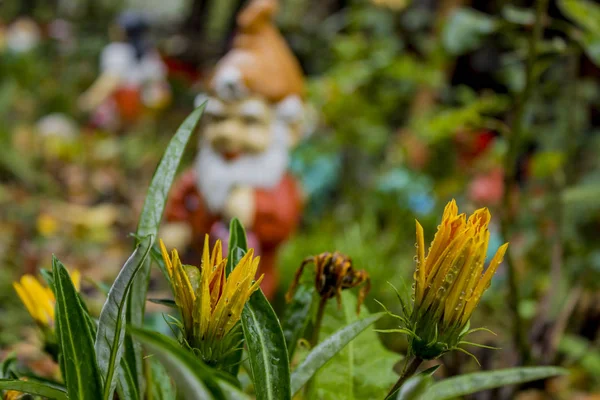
<box><xmin>160</xmin><ymin>236</ymin><xmax>263</xmax><ymax>366</ymax></box>
<box><xmin>381</xmin><ymin>200</ymin><xmax>508</xmax><ymax>361</ymax></box>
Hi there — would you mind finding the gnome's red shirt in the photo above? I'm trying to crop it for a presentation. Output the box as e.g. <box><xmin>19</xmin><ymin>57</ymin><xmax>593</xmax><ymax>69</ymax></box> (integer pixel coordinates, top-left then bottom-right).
<box><xmin>165</xmin><ymin>168</ymin><xmax>303</xmax><ymax>298</ymax></box>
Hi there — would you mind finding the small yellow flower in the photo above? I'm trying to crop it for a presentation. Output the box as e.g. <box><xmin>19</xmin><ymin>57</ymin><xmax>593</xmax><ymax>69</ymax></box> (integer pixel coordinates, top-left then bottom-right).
<box><xmin>380</xmin><ymin>200</ymin><xmax>508</xmax><ymax>360</ymax></box>
<box><xmin>13</xmin><ymin>271</ymin><xmax>80</xmax><ymax>329</ymax></box>
<box><xmin>160</xmin><ymin>235</ymin><xmax>263</xmax><ymax>365</ymax></box>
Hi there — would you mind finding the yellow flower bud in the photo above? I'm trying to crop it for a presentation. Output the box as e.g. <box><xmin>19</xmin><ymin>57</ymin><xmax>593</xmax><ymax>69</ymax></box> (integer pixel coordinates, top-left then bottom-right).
<box><xmin>160</xmin><ymin>235</ymin><xmax>263</xmax><ymax>366</ymax></box>
<box><xmin>381</xmin><ymin>200</ymin><xmax>507</xmax><ymax>360</ymax></box>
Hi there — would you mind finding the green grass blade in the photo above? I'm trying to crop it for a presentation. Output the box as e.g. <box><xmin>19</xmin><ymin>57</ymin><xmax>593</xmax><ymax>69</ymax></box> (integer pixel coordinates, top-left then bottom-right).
<box><xmin>53</xmin><ymin>255</ymin><xmax>103</xmax><ymax>400</ymax></box>
<box><xmin>0</xmin><ymin>379</ymin><xmax>68</xmax><ymax>400</ymax></box>
<box><xmin>127</xmin><ymin>103</ymin><xmax>206</xmax><ymax>390</ymax></box>
<box><xmin>95</xmin><ymin>235</ymin><xmax>152</xmax><ymax>400</ymax></box>
<box><xmin>290</xmin><ymin>312</ymin><xmax>383</xmax><ymax>396</ymax></box>
<box><xmin>424</xmin><ymin>366</ymin><xmax>568</xmax><ymax>399</ymax></box>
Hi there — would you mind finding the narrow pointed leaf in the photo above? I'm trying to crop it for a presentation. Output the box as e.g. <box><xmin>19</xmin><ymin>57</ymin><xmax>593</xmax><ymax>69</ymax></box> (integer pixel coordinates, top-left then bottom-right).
<box><xmin>127</xmin><ymin>103</ymin><xmax>206</xmax><ymax>389</ymax></box>
<box><xmin>281</xmin><ymin>284</ymin><xmax>315</xmax><ymax>358</ymax></box>
<box><xmin>130</xmin><ymin>327</ymin><xmax>249</xmax><ymax>400</ymax></box>
<box><xmin>95</xmin><ymin>235</ymin><xmax>152</xmax><ymax>400</ymax></box>
<box><xmin>396</xmin><ymin>375</ymin><xmax>433</xmax><ymax>400</ymax></box>
<box><xmin>242</xmin><ymin>290</ymin><xmax>292</xmax><ymax>400</ymax></box>
<box><xmin>148</xmin><ymin>298</ymin><xmax>177</xmax><ymax>308</ymax></box>
<box><xmin>53</xmin><ymin>256</ymin><xmax>103</xmax><ymax>400</ymax></box>
<box><xmin>226</xmin><ymin>218</ymin><xmax>247</xmax><ymax>275</ymax></box>
<box><xmin>146</xmin><ymin>356</ymin><xmax>176</xmax><ymax>400</ymax></box>
<box><xmin>291</xmin><ymin>312</ymin><xmax>383</xmax><ymax>395</ymax></box>
<box><xmin>222</xmin><ymin>218</ymin><xmax>248</xmax><ymax>376</ymax></box>
<box><xmin>0</xmin><ymin>379</ymin><xmax>68</xmax><ymax>400</ymax></box>
<box><xmin>424</xmin><ymin>366</ymin><xmax>567</xmax><ymax>399</ymax></box>
<box><xmin>117</xmin><ymin>359</ymin><xmax>140</xmax><ymax>400</ymax></box>
<box><xmin>419</xmin><ymin>365</ymin><xmax>441</xmax><ymax>377</ymax></box>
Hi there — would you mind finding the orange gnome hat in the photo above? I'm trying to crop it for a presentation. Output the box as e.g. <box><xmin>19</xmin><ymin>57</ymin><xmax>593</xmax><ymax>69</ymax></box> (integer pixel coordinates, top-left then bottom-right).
<box><xmin>209</xmin><ymin>0</ymin><xmax>305</xmax><ymax>103</ymax></box>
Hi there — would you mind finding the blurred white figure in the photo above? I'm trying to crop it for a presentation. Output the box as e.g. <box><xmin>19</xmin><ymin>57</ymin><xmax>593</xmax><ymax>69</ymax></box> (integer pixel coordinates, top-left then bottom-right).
<box><xmin>5</xmin><ymin>18</ymin><xmax>41</xmax><ymax>53</ymax></box>
<box><xmin>36</xmin><ymin>113</ymin><xmax>78</xmax><ymax>139</ymax></box>
<box><xmin>79</xmin><ymin>12</ymin><xmax>171</xmax><ymax>129</ymax></box>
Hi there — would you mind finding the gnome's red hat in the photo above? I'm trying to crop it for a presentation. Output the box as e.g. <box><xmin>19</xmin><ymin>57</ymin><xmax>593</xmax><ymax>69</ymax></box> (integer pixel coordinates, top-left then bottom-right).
<box><xmin>208</xmin><ymin>0</ymin><xmax>304</xmax><ymax>103</ymax></box>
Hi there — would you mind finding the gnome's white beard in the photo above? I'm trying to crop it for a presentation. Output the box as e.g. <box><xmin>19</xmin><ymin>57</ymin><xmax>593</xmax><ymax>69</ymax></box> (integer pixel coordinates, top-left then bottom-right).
<box><xmin>195</xmin><ymin>120</ymin><xmax>291</xmax><ymax>213</ymax></box>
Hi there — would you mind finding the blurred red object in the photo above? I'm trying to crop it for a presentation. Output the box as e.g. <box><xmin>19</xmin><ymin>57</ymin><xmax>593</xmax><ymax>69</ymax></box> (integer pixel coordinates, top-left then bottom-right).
<box><xmin>455</xmin><ymin>129</ymin><xmax>496</xmax><ymax>166</ymax></box>
<box><xmin>113</xmin><ymin>86</ymin><xmax>142</xmax><ymax>122</ymax></box>
<box><xmin>468</xmin><ymin>167</ymin><xmax>504</xmax><ymax>206</ymax></box>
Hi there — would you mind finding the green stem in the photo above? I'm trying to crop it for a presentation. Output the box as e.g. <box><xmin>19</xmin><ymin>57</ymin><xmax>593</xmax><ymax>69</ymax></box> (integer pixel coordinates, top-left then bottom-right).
<box><xmin>310</xmin><ymin>296</ymin><xmax>328</xmax><ymax>348</ymax></box>
<box><xmin>305</xmin><ymin>296</ymin><xmax>329</xmax><ymax>397</ymax></box>
<box><xmin>385</xmin><ymin>356</ymin><xmax>424</xmax><ymax>399</ymax></box>
<box><xmin>501</xmin><ymin>0</ymin><xmax>548</xmax><ymax>366</ymax></box>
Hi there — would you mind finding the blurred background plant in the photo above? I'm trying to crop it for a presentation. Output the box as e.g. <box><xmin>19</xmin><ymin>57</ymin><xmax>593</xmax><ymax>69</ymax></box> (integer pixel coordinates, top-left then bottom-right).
<box><xmin>1</xmin><ymin>0</ymin><xmax>600</xmax><ymax>398</ymax></box>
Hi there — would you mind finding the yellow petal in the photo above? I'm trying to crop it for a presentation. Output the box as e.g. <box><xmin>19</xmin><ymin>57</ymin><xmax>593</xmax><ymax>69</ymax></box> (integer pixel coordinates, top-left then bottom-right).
<box><xmin>211</xmin><ymin>240</ymin><xmax>223</xmax><ymax>269</ymax></box>
<box><xmin>476</xmin><ymin>243</ymin><xmax>508</xmax><ymax>295</ymax></box>
<box><xmin>159</xmin><ymin>239</ymin><xmax>174</xmax><ymax>278</ymax></box>
<box><xmin>415</xmin><ymin>220</ymin><xmax>426</xmax><ymax>305</ymax></box>
<box><xmin>14</xmin><ymin>281</ymin><xmax>42</xmax><ymax>324</ymax></box>
<box><xmin>462</xmin><ymin>242</ymin><xmax>508</xmax><ymax>324</ymax></box>
<box><xmin>421</xmin><ymin>228</ymin><xmax>473</xmax><ymax>312</ymax></box>
<box><xmin>171</xmin><ymin>249</ymin><xmax>196</xmax><ymax>333</ymax></box>
<box><xmin>209</xmin><ymin>260</ymin><xmax>226</xmax><ymax>309</ymax></box>
<box><xmin>444</xmin><ymin>239</ymin><xmax>480</xmax><ymax>324</ymax></box>
<box><xmin>70</xmin><ymin>270</ymin><xmax>81</xmax><ymax>292</ymax></box>
<box><xmin>202</xmin><ymin>234</ymin><xmax>211</xmax><ymax>273</ymax></box>
<box><xmin>228</xmin><ymin>249</ymin><xmax>255</xmax><ymax>285</ymax></box>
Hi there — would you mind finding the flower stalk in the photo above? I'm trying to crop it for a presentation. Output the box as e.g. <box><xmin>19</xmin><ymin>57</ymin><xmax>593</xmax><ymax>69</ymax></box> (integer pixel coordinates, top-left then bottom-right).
<box><xmin>385</xmin><ymin>356</ymin><xmax>424</xmax><ymax>399</ymax></box>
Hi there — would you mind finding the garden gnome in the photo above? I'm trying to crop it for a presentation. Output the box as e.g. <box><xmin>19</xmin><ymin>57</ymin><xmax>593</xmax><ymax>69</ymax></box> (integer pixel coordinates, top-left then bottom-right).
<box><xmin>166</xmin><ymin>0</ymin><xmax>306</xmax><ymax>299</ymax></box>
<box><xmin>79</xmin><ymin>11</ymin><xmax>171</xmax><ymax>130</ymax></box>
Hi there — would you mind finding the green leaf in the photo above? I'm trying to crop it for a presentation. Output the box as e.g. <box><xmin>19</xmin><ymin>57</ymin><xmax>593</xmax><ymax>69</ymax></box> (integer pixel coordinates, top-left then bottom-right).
<box><xmin>130</xmin><ymin>327</ymin><xmax>248</xmax><ymax>400</ymax></box>
<box><xmin>0</xmin><ymin>379</ymin><xmax>68</xmax><ymax>400</ymax></box>
<box><xmin>53</xmin><ymin>256</ymin><xmax>104</xmax><ymax>400</ymax></box>
<box><xmin>95</xmin><ymin>235</ymin><xmax>152</xmax><ymax>400</ymax></box>
<box><xmin>559</xmin><ymin>0</ymin><xmax>600</xmax><ymax>33</ymax></box>
<box><xmin>282</xmin><ymin>284</ymin><xmax>315</xmax><ymax>358</ymax></box>
<box><xmin>312</xmin><ymin>292</ymin><xmax>400</xmax><ymax>400</ymax></box>
<box><xmin>148</xmin><ymin>298</ymin><xmax>177</xmax><ymax>308</ymax></box>
<box><xmin>291</xmin><ymin>312</ymin><xmax>383</xmax><ymax>395</ymax></box>
<box><xmin>558</xmin><ymin>0</ymin><xmax>600</xmax><ymax>65</ymax></box>
<box><xmin>223</xmin><ymin>218</ymin><xmax>249</xmax><ymax>376</ymax></box>
<box><xmin>226</xmin><ymin>218</ymin><xmax>248</xmax><ymax>275</ymax></box>
<box><xmin>128</xmin><ymin>103</ymin><xmax>206</xmax><ymax>390</ymax></box>
<box><xmin>117</xmin><ymin>360</ymin><xmax>140</xmax><ymax>400</ymax></box>
<box><xmin>442</xmin><ymin>8</ymin><xmax>498</xmax><ymax>55</ymax></box>
<box><xmin>501</xmin><ymin>5</ymin><xmax>535</xmax><ymax>25</ymax></box>
<box><xmin>424</xmin><ymin>367</ymin><xmax>568</xmax><ymax>399</ymax></box>
<box><xmin>396</xmin><ymin>375</ymin><xmax>433</xmax><ymax>400</ymax></box>
<box><xmin>146</xmin><ymin>356</ymin><xmax>176</xmax><ymax>400</ymax></box>
<box><xmin>419</xmin><ymin>365</ymin><xmax>441</xmax><ymax>377</ymax></box>
<box><xmin>242</xmin><ymin>290</ymin><xmax>291</xmax><ymax>400</ymax></box>
<box><xmin>0</xmin><ymin>353</ymin><xmax>17</xmax><ymax>378</ymax></box>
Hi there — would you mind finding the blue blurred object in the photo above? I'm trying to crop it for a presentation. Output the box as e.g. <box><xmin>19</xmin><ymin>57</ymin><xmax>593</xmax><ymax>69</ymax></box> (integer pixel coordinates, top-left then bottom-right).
<box><xmin>377</xmin><ymin>167</ymin><xmax>435</xmax><ymax>215</ymax></box>
<box><xmin>486</xmin><ymin>225</ymin><xmax>505</xmax><ymax>264</ymax></box>
<box><xmin>290</xmin><ymin>146</ymin><xmax>342</xmax><ymax>217</ymax></box>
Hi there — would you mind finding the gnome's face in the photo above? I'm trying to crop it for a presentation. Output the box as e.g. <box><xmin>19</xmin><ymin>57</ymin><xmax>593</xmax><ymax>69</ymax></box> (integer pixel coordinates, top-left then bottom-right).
<box><xmin>203</xmin><ymin>95</ymin><xmax>274</xmax><ymax>159</ymax></box>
